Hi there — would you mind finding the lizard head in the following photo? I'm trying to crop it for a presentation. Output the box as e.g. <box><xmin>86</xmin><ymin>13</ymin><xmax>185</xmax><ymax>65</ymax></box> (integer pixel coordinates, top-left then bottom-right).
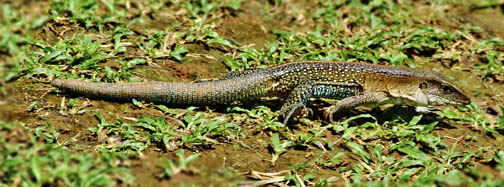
<box><xmin>416</xmin><ymin>79</ymin><xmax>470</xmax><ymax>106</ymax></box>
<box><xmin>385</xmin><ymin>67</ymin><xmax>471</xmax><ymax>106</ymax></box>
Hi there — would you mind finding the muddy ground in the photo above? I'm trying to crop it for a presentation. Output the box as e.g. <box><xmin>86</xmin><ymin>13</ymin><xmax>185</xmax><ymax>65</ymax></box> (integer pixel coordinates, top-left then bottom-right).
<box><xmin>1</xmin><ymin>0</ymin><xmax>504</xmax><ymax>186</ymax></box>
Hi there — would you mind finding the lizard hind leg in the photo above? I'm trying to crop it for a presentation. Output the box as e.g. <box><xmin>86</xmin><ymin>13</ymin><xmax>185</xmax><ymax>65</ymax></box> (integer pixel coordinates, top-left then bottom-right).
<box><xmin>279</xmin><ymin>81</ymin><xmax>315</xmax><ymax>124</ymax></box>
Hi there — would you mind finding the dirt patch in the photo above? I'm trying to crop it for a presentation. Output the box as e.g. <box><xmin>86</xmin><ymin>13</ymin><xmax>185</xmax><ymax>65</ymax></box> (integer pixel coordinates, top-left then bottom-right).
<box><xmin>3</xmin><ymin>0</ymin><xmax>504</xmax><ymax>186</ymax></box>
<box><xmin>462</xmin><ymin>5</ymin><xmax>504</xmax><ymax>39</ymax></box>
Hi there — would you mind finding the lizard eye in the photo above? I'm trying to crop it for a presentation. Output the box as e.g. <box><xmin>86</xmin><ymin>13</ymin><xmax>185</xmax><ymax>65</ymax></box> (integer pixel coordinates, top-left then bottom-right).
<box><xmin>442</xmin><ymin>85</ymin><xmax>454</xmax><ymax>94</ymax></box>
<box><xmin>419</xmin><ymin>82</ymin><xmax>427</xmax><ymax>89</ymax></box>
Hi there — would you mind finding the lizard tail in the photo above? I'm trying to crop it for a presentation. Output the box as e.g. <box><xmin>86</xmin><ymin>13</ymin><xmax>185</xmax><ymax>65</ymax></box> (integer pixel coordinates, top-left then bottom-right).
<box><xmin>51</xmin><ymin>78</ymin><xmax>268</xmax><ymax>105</ymax></box>
<box><xmin>52</xmin><ymin>79</ymin><xmax>216</xmax><ymax>104</ymax></box>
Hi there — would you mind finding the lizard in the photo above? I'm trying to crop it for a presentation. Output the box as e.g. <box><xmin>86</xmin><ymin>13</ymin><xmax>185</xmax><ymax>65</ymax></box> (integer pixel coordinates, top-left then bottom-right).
<box><xmin>51</xmin><ymin>61</ymin><xmax>471</xmax><ymax>124</ymax></box>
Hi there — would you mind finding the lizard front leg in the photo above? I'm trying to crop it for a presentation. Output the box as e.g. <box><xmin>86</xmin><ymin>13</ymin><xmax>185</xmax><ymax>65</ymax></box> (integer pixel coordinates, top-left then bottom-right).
<box><xmin>323</xmin><ymin>92</ymin><xmax>383</xmax><ymax>123</ymax></box>
<box><xmin>279</xmin><ymin>81</ymin><xmax>315</xmax><ymax>124</ymax></box>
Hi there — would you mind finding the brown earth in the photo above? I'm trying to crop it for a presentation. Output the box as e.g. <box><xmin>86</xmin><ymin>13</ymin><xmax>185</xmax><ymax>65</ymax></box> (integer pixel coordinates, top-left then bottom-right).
<box><xmin>1</xmin><ymin>0</ymin><xmax>504</xmax><ymax>186</ymax></box>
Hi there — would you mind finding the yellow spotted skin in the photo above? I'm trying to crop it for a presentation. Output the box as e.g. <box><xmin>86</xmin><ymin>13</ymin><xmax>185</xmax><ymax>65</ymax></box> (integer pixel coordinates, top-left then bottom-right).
<box><xmin>52</xmin><ymin>61</ymin><xmax>470</xmax><ymax>124</ymax></box>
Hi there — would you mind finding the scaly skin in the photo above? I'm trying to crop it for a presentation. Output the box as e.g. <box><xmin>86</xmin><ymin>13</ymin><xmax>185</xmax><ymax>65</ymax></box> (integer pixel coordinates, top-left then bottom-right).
<box><xmin>52</xmin><ymin>61</ymin><xmax>471</xmax><ymax>123</ymax></box>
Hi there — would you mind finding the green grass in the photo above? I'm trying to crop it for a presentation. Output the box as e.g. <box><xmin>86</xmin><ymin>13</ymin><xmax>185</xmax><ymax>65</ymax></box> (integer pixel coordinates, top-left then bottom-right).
<box><xmin>88</xmin><ymin>106</ymin><xmax>242</xmax><ymax>156</ymax></box>
<box><xmin>0</xmin><ymin>121</ymin><xmax>134</xmax><ymax>186</ymax></box>
<box><xmin>158</xmin><ymin>149</ymin><xmax>200</xmax><ymax>179</ymax></box>
<box><xmin>1</xmin><ymin>0</ymin><xmax>504</xmax><ymax>185</ymax></box>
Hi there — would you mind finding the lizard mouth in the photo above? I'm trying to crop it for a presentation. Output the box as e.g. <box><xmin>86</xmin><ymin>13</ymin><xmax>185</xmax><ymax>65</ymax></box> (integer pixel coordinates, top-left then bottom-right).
<box><xmin>460</xmin><ymin>98</ymin><xmax>471</xmax><ymax>105</ymax></box>
<box><xmin>428</xmin><ymin>96</ymin><xmax>470</xmax><ymax>106</ymax></box>
<box><xmin>442</xmin><ymin>95</ymin><xmax>471</xmax><ymax>106</ymax></box>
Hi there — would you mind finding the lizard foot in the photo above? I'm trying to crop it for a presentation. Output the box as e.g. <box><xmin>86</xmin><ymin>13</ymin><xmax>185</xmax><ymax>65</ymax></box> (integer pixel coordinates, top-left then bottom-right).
<box><xmin>297</xmin><ymin>105</ymin><xmax>313</xmax><ymax>117</ymax></box>
<box><xmin>322</xmin><ymin>105</ymin><xmax>340</xmax><ymax>123</ymax></box>
<box><xmin>280</xmin><ymin>104</ymin><xmax>313</xmax><ymax>124</ymax></box>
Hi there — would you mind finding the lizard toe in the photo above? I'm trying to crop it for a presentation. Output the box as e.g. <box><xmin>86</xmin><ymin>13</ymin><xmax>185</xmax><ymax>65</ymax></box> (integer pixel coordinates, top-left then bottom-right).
<box><xmin>322</xmin><ymin>105</ymin><xmax>341</xmax><ymax>123</ymax></box>
<box><xmin>322</xmin><ymin>106</ymin><xmax>334</xmax><ymax>121</ymax></box>
<box><xmin>302</xmin><ymin>106</ymin><xmax>314</xmax><ymax>117</ymax></box>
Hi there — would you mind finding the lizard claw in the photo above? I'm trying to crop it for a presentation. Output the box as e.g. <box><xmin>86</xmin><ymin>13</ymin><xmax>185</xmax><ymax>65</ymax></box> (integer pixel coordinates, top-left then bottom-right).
<box><xmin>279</xmin><ymin>104</ymin><xmax>313</xmax><ymax>124</ymax></box>
<box><xmin>301</xmin><ymin>105</ymin><xmax>314</xmax><ymax>117</ymax></box>
<box><xmin>322</xmin><ymin>105</ymin><xmax>339</xmax><ymax>123</ymax></box>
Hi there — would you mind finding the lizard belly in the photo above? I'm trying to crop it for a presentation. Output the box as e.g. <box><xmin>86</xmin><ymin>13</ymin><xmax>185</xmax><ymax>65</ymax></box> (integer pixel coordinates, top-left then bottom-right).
<box><xmin>311</xmin><ymin>84</ymin><xmax>362</xmax><ymax>100</ymax></box>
